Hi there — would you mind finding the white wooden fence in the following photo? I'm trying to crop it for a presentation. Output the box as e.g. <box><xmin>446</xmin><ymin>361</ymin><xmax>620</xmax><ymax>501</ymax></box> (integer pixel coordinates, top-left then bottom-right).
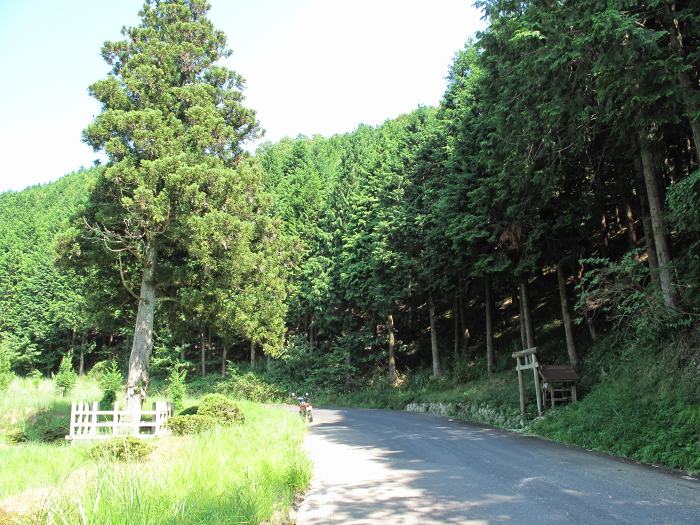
<box><xmin>67</xmin><ymin>401</ymin><xmax>174</xmax><ymax>440</ymax></box>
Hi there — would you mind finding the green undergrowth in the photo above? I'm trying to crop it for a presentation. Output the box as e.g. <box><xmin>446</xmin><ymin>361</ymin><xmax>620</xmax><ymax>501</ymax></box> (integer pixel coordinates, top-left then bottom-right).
<box><xmin>1</xmin><ymin>376</ymin><xmax>311</xmax><ymax>524</ymax></box>
<box><xmin>315</xmin><ymin>331</ymin><xmax>700</xmax><ymax>475</ymax></box>
<box><xmin>49</xmin><ymin>401</ymin><xmax>311</xmax><ymax>525</ymax></box>
<box><xmin>317</xmin><ymin>369</ymin><xmax>534</xmax><ymax>414</ymax></box>
<box><xmin>528</xmin><ymin>352</ymin><xmax>700</xmax><ymax>475</ymax></box>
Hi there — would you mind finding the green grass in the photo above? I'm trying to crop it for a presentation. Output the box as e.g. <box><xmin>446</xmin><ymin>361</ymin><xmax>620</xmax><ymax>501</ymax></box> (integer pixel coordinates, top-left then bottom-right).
<box><xmin>0</xmin><ymin>442</ymin><xmax>90</xmax><ymax>499</ymax></box>
<box><xmin>48</xmin><ymin>401</ymin><xmax>311</xmax><ymax>524</ymax></box>
<box><xmin>1</xmin><ymin>377</ymin><xmax>311</xmax><ymax>524</ymax></box>
<box><xmin>0</xmin><ymin>377</ymin><xmax>101</xmax><ymax>438</ymax></box>
<box><xmin>0</xmin><ymin>377</ymin><xmax>100</xmax><ymax>499</ymax></box>
<box><xmin>529</xmin><ymin>354</ymin><xmax>700</xmax><ymax>475</ymax></box>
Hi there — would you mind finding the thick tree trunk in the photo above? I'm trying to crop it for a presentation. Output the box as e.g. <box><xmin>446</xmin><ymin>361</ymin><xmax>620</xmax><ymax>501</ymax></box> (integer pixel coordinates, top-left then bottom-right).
<box><xmin>624</xmin><ymin>202</ymin><xmax>637</xmax><ymax>250</ymax></box>
<box><xmin>638</xmin><ymin>129</ymin><xmax>676</xmax><ymax>308</ymax></box>
<box><xmin>221</xmin><ymin>343</ymin><xmax>228</xmax><ymax>377</ymax></box>
<box><xmin>665</xmin><ymin>4</ymin><xmax>700</xmax><ymax>166</ymax></box>
<box><xmin>180</xmin><ymin>341</ymin><xmax>185</xmax><ymax>362</ymax></box>
<box><xmin>200</xmin><ymin>331</ymin><xmax>206</xmax><ymax>377</ymax></box>
<box><xmin>309</xmin><ymin>315</ymin><xmax>314</xmax><ymax>353</ymax></box>
<box><xmin>557</xmin><ymin>263</ymin><xmax>578</xmax><ymax>367</ymax></box>
<box><xmin>453</xmin><ymin>297</ymin><xmax>460</xmax><ymax>357</ymax></box>
<box><xmin>387</xmin><ymin>314</ymin><xmax>397</xmax><ymax>386</ymax></box>
<box><xmin>634</xmin><ymin>157</ymin><xmax>662</xmax><ymax>291</ymax></box>
<box><xmin>458</xmin><ymin>296</ymin><xmax>469</xmax><ymax>354</ymax></box>
<box><xmin>78</xmin><ymin>333</ymin><xmax>86</xmax><ymax>376</ymax></box>
<box><xmin>428</xmin><ymin>294</ymin><xmax>442</xmax><ymax>378</ymax></box>
<box><xmin>518</xmin><ymin>290</ymin><xmax>527</xmax><ymax>349</ymax></box>
<box><xmin>485</xmin><ymin>275</ymin><xmax>495</xmax><ymax>374</ymax></box>
<box><xmin>520</xmin><ymin>278</ymin><xmax>535</xmax><ymax>348</ymax></box>
<box><xmin>250</xmin><ymin>340</ymin><xmax>256</xmax><ymax>369</ymax></box>
<box><xmin>125</xmin><ymin>243</ymin><xmax>157</xmax><ymax>411</ymax></box>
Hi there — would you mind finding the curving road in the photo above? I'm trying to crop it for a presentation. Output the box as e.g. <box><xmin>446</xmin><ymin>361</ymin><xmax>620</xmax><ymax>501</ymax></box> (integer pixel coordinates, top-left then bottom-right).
<box><xmin>294</xmin><ymin>407</ymin><xmax>700</xmax><ymax>524</ymax></box>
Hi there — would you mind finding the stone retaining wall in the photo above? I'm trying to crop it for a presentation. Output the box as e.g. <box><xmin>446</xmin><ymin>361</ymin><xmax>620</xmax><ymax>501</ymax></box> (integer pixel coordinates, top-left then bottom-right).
<box><xmin>405</xmin><ymin>401</ymin><xmax>523</xmax><ymax>429</ymax></box>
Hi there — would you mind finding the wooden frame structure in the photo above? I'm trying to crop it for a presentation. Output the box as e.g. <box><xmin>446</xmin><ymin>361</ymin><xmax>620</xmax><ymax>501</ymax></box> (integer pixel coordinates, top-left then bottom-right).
<box><xmin>67</xmin><ymin>401</ymin><xmax>174</xmax><ymax>440</ymax></box>
<box><xmin>512</xmin><ymin>347</ymin><xmax>579</xmax><ymax>417</ymax></box>
<box><xmin>512</xmin><ymin>347</ymin><xmax>543</xmax><ymax>416</ymax></box>
<box><xmin>539</xmin><ymin>365</ymin><xmax>578</xmax><ymax>408</ymax></box>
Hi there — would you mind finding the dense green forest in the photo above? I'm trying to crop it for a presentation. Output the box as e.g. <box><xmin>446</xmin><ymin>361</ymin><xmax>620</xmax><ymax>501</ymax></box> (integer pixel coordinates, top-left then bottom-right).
<box><xmin>1</xmin><ymin>0</ymin><xmax>699</xmax><ymax>469</ymax></box>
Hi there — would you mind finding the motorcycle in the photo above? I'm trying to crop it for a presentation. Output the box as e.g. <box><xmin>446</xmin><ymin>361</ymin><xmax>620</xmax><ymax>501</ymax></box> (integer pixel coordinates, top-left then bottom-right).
<box><xmin>292</xmin><ymin>392</ymin><xmax>313</xmax><ymax>423</ymax></box>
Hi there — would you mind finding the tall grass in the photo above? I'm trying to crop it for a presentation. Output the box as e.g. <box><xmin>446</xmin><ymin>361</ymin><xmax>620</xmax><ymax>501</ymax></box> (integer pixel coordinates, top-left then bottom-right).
<box><xmin>0</xmin><ymin>377</ymin><xmax>100</xmax><ymax>435</ymax></box>
<box><xmin>48</xmin><ymin>401</ymin><xmax>311</xmax><ymax>525</ymax></box>
<box><xmin>0</xmin><ymin>377</ymin><xmax>100</xmax><ymax>499</ymax></box>
<box><xmin>0</xmin><ymin>443</ymin><xmax>89</xmax><ymax>499</ymax></box>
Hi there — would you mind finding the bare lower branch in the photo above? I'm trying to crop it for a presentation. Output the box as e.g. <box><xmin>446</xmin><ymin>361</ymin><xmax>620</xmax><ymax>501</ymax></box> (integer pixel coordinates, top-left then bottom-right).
<box><xmin>118</xmin><ymin>254</ymin><xmax>140</xmax><ymax>301</ymax></box>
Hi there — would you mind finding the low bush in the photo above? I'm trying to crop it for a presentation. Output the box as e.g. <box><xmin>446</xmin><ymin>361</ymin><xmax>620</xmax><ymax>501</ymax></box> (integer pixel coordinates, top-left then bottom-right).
<box><xmin>55</xmin><ymin>352</ymin><xmax>78</xmax><ymax>396</ymax></box>
<box><xmin>166</xmin><ymin>364</ymin><xmax>187</xmax><ymax>411</ymax></box>
<box><xmin>26</xmin><ymin>369</ymin><xmax>42</xmax><ymax>389</ymax></box>
<box><xmin>178</xmin><ymin>405</ymin><xmax>198</xmax><ymax>416</ymax></box>
<box><xmin>215</xmin><ymin>372</ymin><xmax>283</xmax><ymax>402</ymax></box>
<box><xmin>198</xmin><ymin>393</ymin><xmax>245</xmax><ymax>424</ymax></box>
<box><xmin>166</xmin><ymin>414</ymin><xmax>217</xmax><ymax>435</ymax></box>
<box><xmin>89</xmin><ymin>437</ymin><xmax>153</xmax><ymax>462</ymax></box>
<box><xmin>16</xmin><ymin>402</ymin><xmax>70</xmax><ymax>442</ymax></box>
<box><xmin>98</xmin><ymin>361</ymin><xmax>123</xmax><ymax>405</ymax></box>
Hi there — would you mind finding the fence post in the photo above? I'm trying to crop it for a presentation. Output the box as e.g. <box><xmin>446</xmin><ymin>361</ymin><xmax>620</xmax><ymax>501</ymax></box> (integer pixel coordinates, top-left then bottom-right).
<box><xmin>79</xmin><ymin>401</ymin><xmax>85</xmax><ymax>436</ymax></box>
<box><xmin>91</xmin><ymin>401</ymin><xmax>99</xmax><ymax>436</ymax></box>
<box><xmin>69</xmin><ymin>401</ymin><xmax>76</xmax><ymax>438</ymax></box>
<box><xmin>112</xmin><ymin>401</ymin><xmax>119</xmax><ymax>436</ymax></box>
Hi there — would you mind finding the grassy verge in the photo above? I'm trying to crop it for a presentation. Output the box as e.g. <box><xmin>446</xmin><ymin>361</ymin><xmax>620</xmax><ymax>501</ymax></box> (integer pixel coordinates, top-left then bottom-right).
<box><xmin>1</xmin><ymin>376</ymin><xmax>311</xmax><ymax>524</ymax></box>
<box><xmin>47</xmin><ymin>401</ymin><xmax>310</xmax><ymax>524</ymax></box>
<box><xmin>528</xmin><ymin>355</ymin><xmax>700</xmax><ymax>475</ymax></box>
<box><xmin>0</xmin><ymin>442</ymin><xmax>90</xmax><ymax>500</ymax></box>
<box><xmin>315</xmin><ymin>345</ymin><xmax>700</xmax><ymax>475</ymax></box>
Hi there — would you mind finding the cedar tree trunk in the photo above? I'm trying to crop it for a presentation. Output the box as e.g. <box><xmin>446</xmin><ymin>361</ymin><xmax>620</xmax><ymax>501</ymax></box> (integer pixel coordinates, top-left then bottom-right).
<box><xmin>125</xmin><ymin>242</ymin><xmax>157</xmax><ymax>411</ymax></box>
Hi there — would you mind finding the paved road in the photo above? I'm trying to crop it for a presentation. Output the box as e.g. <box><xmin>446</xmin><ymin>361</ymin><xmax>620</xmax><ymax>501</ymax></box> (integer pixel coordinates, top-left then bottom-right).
<box><xmin>295</xmin><ymin>407</ymin><xmax>700</xmax><ymax>524</ymax></box>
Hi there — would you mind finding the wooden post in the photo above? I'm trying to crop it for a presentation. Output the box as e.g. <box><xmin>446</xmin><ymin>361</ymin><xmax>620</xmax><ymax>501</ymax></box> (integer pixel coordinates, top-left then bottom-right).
<box><xmin>69</xmin><ymin>401</ymin><xmax>76</xmax><ymax>438</ymax></box>
<box><xmin>531</xmin><ymin>355</ymin><xmax>543</xmax><ymax>416</ymax></box>
<box><xmin>113</xmin><ymin>401</ymin><xmax>119</xmax><ymax>436</ymax></box>
<box><xmin>91</xmin><ymin>401</ymin><xmax>98</xmax><ymax>436</ymax></box>
<box><xmin>516</xmin><ymin>356</ymin><xmax>525</xmax><ymax>416</ymax></box>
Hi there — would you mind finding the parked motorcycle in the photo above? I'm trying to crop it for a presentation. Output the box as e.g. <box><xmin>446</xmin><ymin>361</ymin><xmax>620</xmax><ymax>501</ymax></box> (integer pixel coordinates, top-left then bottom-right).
<box><xmin>292</xmin><ymin>392</ymin><xmax>313</xmax><ymax>423</ymax></box>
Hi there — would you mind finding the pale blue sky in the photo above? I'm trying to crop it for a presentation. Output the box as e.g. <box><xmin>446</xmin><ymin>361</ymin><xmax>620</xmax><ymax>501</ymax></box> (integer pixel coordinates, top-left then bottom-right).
<box><xmin>0</xmin><ymin>1</ymin><xmax>484</xmax><ymax>192</ymax></box>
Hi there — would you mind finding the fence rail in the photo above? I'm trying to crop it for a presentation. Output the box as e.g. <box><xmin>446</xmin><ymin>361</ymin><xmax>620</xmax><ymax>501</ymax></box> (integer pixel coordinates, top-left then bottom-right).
<box><xmin>67</xmin><ymin>400</ymin><xmax>174</xmax><ymax>440</ymax></box>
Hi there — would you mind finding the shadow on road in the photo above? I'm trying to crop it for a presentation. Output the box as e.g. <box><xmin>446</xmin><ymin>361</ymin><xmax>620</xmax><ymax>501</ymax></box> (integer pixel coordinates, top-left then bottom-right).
<box><xmin>296</xmin><ymin>408</ymin><xmax>700</xmax><ymax>524</ymax></box>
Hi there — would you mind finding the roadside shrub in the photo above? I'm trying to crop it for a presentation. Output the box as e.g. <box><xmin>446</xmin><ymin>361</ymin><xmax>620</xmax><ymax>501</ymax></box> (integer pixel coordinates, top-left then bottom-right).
<box><xmin>28</xmin><ymin>369</ymin><xmax>43</xmax><ymax>389</ymax></box>
<box><xmin>20</xmin><ymin>403</ymin><xmax>70</xmax><ymax>442</ymax></box>
<box><xmin>98</xmin><ymin>361</ymin><xmax>123</xmax><ymax>405</ymax></box>
<box><xmin>89</xmin><ymin>437</ymin><xmax>153</xmax><ymax>462</ymax></box>
<box><xmin>166</xmin><ymin>363</ymin><xmax>187</xmax><ymax>411</ymax></box>
<box><xmin>88</xmin><ymin>360</ymin><xmax>110</xmax><ymax>379</ymax></box>
<box><xmin>5</xmin><ymin>427</ymin><xmax>27</xmax><ymax>444</ymax></box>
<box><xmin>178</xmin><ymin>405</ymin><xmax>198</xmax><ymax>416</ymax></box>
<box><xmin>216</xmin><ymin>372</ymin><xmax>283</xmax><ymax>402</ymax></box>
<box><xmin>198</xmin><ymin>393</ymin><xmax>244</xmax><ymax>424</ymax></box>
<box><xmin>166</xmin><ymin>414</ymin><xmax>217</xmax><ymax>435</ymax></box>
<box><xmin>55</xmin><ymin>352</ymin><xmax>78</xmax><ymax>396</ymax></box>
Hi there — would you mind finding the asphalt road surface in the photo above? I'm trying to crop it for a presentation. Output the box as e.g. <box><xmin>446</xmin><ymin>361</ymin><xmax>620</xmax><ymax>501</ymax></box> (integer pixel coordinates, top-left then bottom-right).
<box><xmin>294</xmin><ymin>407</ymin><xmax>700</xmax><ymax>524</ymax></box>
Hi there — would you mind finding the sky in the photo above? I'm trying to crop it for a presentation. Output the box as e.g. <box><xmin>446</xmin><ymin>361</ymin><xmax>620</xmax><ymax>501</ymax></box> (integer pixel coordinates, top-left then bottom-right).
<box><xmin>0</xmin><ymin>0</ymin><xmax>485</xmax><ymax>192</ymax></box>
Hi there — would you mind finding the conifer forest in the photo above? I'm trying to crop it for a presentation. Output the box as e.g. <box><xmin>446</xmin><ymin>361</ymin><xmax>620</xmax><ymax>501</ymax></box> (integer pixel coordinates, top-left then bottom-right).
<box><xmin>2</xmin><ymin>0</ymin><xmax>700</xmax><ymax>496</ymax></box>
